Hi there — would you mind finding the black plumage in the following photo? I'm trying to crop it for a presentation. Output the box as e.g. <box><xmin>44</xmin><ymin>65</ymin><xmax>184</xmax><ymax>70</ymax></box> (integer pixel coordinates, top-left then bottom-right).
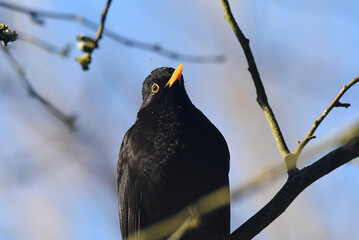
<box><xmin>117</xmin><ymin>65</ymin><xmax>230</xmax><ymax>240</ymax></box>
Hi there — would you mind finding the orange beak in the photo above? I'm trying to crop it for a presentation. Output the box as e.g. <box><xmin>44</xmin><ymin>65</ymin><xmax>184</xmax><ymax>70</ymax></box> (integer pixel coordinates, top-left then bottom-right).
<box><xmin>165</xmin><ymin>64</ymin><xmax>183</xmax><ymax>88</ymax></box>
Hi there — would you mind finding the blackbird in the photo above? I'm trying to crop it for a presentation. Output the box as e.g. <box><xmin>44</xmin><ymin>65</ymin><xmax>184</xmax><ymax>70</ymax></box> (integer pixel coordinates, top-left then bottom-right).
<box><xmin>117</xmin><ymin>65</ymin><xmax>230</xmax><ymax>240</ymax></box>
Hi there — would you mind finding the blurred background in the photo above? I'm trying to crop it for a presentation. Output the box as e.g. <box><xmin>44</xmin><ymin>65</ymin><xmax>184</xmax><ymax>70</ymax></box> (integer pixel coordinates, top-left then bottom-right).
<box><xmin>0</xmin><ymin>0</ymin><xmax>358</xmax><ymax>239</ymax></box>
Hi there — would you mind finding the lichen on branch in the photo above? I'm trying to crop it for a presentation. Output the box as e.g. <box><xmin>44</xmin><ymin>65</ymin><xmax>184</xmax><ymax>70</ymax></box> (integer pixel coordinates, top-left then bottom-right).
<box><xmin>0</xmin><ymin>23</ymin><xmax>18</xmax><ymax>46</ymax></box>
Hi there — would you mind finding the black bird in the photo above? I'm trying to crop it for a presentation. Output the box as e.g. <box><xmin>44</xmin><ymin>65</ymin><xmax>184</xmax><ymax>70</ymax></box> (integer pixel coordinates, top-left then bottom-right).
<box><xmin>117</xmin><ymin>65</ymin><xmax>230</xmax><ymax>240</ymax></box>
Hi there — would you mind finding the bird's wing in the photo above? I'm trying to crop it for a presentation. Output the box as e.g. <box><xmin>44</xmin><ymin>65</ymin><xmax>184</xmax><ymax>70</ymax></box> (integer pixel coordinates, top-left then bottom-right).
<box><xmin>117</xmin><ymin>128</ymin><xmax>142</xmax><ymax>240</ymax></box>
<box><xmin>193</xmin><ymin>108</ymin><xmax>231</xmax><ymax>237</ymax></box>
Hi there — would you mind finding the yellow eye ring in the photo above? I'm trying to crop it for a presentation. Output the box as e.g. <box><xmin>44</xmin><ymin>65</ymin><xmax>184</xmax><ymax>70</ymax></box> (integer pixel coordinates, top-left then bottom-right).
<box><xmin>151</xmin><ymin>83</ymin><xmax>160</xmax><ymax>93</ymax></box>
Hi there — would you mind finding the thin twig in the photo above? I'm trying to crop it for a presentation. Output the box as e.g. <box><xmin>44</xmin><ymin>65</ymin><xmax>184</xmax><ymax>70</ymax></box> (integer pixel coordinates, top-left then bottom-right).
<box><xmin>75</xmin><ymin>0</ymin><xmax>112</xmax><ymax>70</ymax></box>
<box><xmin>18</xmin><ymin>32</ymin><xmax>70</xmax><ymax>56</ymax></box>
<box><xmin>294</xmin><ymin>76</ymin><xmax>359</xmax><ymax>162</ymax></box>
<box><xmin>93</xmin><ymin>0</ymin><xmax>111</xmax><ymax>46</ymax></box>
<box><xmin>0</xmin><ymin>1</ymin><xmax>82</xmax><ymax>22</ymax></box>
<box><xmin>220</xmin><ymin>0</ymin><xmax>292</xmax><ymax>169</ymax></box>
<box><xmin>1</xmin><ymin>46</ymin><xmax>76</xmax><ymax>130</ymax></box>
<box><xmin>0</xmin><ymin>0</ymin><xmax>225</xmax><ymax>63</ymax></box>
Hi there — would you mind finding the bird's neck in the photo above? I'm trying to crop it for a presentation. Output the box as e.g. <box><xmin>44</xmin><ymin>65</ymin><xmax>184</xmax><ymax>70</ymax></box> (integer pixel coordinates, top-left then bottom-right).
<box><xmin>137</xmin><ymin>94</ymin><xmax>192</xmax><ymax>122</ymax></box>
<box><xmin>136</xmin><ymin>101</ymin><xmax>185</xmax><ymax>123</ymax></box>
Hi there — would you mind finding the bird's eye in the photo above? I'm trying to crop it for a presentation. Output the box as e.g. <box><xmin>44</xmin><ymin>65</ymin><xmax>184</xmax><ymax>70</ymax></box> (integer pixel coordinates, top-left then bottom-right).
<box><xmin>151</xmin><ymin>83</ymin><xmax>160</xmax><ymax>93</ymax></box>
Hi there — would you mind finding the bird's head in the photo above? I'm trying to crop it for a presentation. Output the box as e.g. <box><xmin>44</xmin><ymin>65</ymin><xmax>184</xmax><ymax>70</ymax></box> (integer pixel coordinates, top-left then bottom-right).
<box><xmin>139</xmin><ymin>64</ymin><xmax>188</xmax><ymax>111</ymax></box>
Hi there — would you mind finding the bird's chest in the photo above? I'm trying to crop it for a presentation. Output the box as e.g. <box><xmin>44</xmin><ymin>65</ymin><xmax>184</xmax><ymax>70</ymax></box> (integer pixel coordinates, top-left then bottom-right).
<box><xmin>130</xmin><ymin>110</ymin><xmax>196</xmax><ymax>189</ymax></box>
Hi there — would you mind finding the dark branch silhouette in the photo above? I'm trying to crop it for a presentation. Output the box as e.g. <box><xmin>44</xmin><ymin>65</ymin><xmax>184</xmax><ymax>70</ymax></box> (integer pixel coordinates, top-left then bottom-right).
<box><xmin>0</xmin><ymin>0</ymin><xmax>225</xmax><ymax>64</ymax></box>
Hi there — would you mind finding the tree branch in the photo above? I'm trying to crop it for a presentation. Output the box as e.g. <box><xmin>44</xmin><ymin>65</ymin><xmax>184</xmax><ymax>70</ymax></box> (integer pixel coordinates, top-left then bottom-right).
<box><xmin>75</xmin><ymin>0</ymin><xmax>112</xmax><ymax>70</ymax></box>
<box><xmin>220</xmin><ymin>1</ymin><xmax>359</xmax><ymax>239</ymax></box>
<box><xmin>1</xmin><ymin>46</ymin><xmax>76</xmax><ymax>130</ymax></box>
<box><xmin>0</xmin><ymin>0</ymin><xmax>225</xmax><ymax>64</ymax></box>
<box><xmin>294</xmin><ymin>76</ymin><xmax>359</xmax><ymax>161</ymax></box>
<box><xmin>220</xmin><ymin>0</ymin><xmax>292</xmax><ymax>170</ymax></box>
<box><xmin>229</xmin><ymin>135</ymin><xmax>359</xmax><ymax>240</ymax></box>
<box><xmin>93</xmin><ymin>0</ymin><xmax>111</xmax><ymax>45</ymax></box>
<box><xmin>18</xmin><ymin>31</ymin><xmax>70</xmax><ymax>57</ymax></box>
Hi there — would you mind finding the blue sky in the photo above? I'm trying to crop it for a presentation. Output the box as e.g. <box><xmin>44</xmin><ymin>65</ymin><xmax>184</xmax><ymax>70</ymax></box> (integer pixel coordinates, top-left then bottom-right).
<box><xmin>0</xmin><ymin>1</ymin><xmax>358</xmax><ymax>239</ymax></box>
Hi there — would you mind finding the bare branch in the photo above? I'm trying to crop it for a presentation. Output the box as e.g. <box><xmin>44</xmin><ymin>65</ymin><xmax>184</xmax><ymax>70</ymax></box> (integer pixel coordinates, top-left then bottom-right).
<box><xmin>93</xmin><ymin>0</ymin><xmax>111</xmax><ymax>45</ymax></box>
<box><xmin>0</xmin><ymin>0</ymin><xmax>225</xmax><ymax>64</ymax></box>
<box><xmin>229</xmin><ymin>135</ymin><xmax>359</xmax><ymax>240</ymax></box>
<box><xmin>75</xmin><ymin>0</ymin><xmax>112</xmax><ymax>70</ymax></box>
<box><xmin>18</xmin><ymin>32</ymin><xmax>70</xmax><ymax>56</ymax></box>
<box><xmin>220</xmin><ymin>0</ymin><xmax>359</xmax><ymax>173</ymax></box>
<box><xmin>220</xmin><ymin>0</ymin><xmax>292</xmax><ymax>170</ymax></box>
<box><xmin>294</xmin><ymin>76</ymin><xmax>359</xmax><ymax>161</ymax></box>
<box><xmin>1</xmin><ymin>46</ymin><xmax>76</xmax><ymax>130</ymax></box>
<box><xmin>220</xmin><ymin>1</ymin><xmax>359</xmax><ymax>239</ymax></box>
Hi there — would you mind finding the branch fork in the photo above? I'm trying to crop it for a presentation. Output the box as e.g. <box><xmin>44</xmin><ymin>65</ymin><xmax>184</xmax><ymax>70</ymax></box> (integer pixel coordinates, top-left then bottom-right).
<box><xmin>220</xmin><ymin>0</ymin><xmax>359</xmax><ymax>239</ymax></box>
